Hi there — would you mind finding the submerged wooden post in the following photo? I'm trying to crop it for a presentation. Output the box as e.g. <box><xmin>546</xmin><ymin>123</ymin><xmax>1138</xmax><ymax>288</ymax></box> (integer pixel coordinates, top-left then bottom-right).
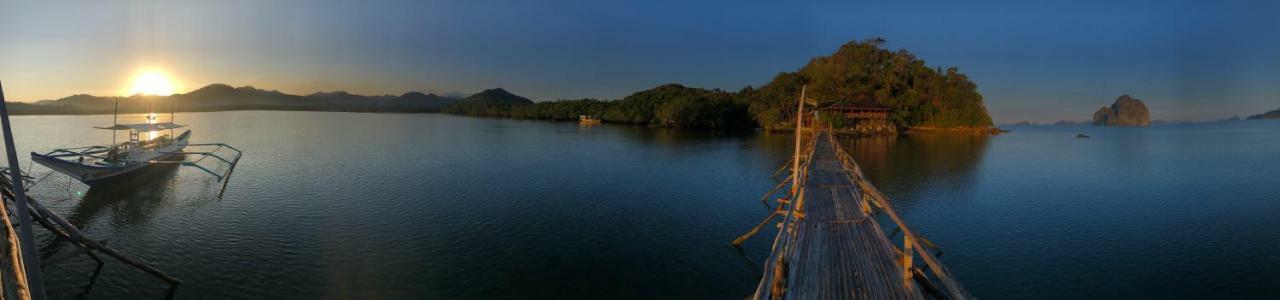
<box><xmin>0</xmin><ymin>81</ymin><xmax>47</xmax><ymax>300</ymax></box>
<box><xmin>732</xmin><ymin>211</ymin><xmax>779</xmax><ymax>247</ymax></box>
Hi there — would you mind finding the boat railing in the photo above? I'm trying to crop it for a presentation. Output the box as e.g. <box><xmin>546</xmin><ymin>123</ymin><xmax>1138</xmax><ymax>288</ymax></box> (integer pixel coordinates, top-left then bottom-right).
<box><xmin>829</xmin><ymin>133</ymin><xmax>971</xmax><ymax>299</ymax></box>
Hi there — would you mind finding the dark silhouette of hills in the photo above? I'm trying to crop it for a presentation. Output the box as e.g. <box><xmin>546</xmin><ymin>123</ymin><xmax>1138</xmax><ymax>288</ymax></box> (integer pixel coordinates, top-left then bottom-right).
<box><xmin>1247</xmin><ymin>108</ymin><xmax>1280</xmax><ymax>120</ymax></box>
<box><xmin>7</xmin><ymin>83</ymin><xmax>462</xmax><ymax>115</ymax></box>
<box><xmin>458</xmin><ymin>88</ymin><xmax>534</xmax><ymax>106</ymax></box>
<box><xmin>440</xmin><ymin>88</ymin><xmax>534</xmax><ymax>116</ymax></box>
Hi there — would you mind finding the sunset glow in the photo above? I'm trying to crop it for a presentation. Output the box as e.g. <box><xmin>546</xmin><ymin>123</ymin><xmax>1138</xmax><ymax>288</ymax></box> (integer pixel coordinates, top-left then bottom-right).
<box><xmin>128</xmin><ymin>71</ymin><xmax>176</xmax><ymax>96</ymax></box>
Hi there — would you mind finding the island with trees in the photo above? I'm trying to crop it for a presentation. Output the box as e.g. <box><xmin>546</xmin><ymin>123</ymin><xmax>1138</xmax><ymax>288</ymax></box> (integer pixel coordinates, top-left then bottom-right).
<box><xmin>7</xmin><ymin>38</ymin><xmax>997</xmax><ymax>135</ymax></box>
<box><xmin>444</xmin><ymin>38</ymin><xmax>997</xmax><ymax>134</ymax></box>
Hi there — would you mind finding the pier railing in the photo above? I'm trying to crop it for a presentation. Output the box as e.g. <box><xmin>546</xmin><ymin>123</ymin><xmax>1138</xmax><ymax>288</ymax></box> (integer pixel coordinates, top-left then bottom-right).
<box><xmin>749</xmin><ymin>129</ymin><xmax>819</xmax><ymax>299</ymax></box>
<box><xmin>830</xmin><ymin>133</ymin><xmax>971</xmax><ymax>299</ymax></box>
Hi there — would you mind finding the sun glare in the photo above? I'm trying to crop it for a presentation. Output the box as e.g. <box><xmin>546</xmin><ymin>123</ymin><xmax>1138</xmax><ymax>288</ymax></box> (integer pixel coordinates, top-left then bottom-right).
<box><xmin>129</xmin><ymin>71</ymin><xmax>176</xmax><ymax>96</ymax></box>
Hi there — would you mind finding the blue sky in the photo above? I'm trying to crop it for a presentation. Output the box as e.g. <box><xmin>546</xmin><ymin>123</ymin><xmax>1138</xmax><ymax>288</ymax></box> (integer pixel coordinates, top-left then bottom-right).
<box><xmin>1</xmin><ymin>0</ymin><xmax>1277</xmax><ymax>122</ymax></box>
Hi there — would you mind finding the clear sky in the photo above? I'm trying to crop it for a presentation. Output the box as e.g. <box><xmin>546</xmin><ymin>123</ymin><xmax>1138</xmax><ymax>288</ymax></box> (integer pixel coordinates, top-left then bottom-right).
<box><xmin>1</xmin><ymin>0</ymin><xmax>1277</xmax><ymax>122</ymax></box>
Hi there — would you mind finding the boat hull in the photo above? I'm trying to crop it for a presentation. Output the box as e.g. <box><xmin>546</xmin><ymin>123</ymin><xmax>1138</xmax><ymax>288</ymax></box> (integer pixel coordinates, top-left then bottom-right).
<box><xmin>32</xmin><ymin>130</ymin><xmax>191</xmax><ymax>186</ymax></box>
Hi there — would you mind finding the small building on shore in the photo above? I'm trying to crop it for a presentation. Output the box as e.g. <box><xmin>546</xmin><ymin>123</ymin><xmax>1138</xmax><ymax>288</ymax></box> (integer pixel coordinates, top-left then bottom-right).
<box><xmin>819</xmin><ymin>102</ymin><xmax>896</xmax><ymax>135</ymax></box>
<box><xmin>578</xmin><ymin>115</ymin><xmax>601</xmax><ymax>125</ymax></box>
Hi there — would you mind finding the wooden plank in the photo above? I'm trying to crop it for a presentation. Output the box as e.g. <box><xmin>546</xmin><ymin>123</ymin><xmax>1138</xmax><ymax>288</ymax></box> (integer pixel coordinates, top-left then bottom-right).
<box><xmin>754</xmin><ymin>131</ymin><xmax>965</xmax><ymax>300</ymax></box>
<box><xmin>772</xmin><ymin>132</ymin><xmax>922</xmax><ymax>300</ymax></box>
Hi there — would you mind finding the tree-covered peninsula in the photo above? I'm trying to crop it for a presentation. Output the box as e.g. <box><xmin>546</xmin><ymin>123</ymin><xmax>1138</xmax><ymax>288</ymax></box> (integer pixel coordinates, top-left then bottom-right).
<box><xmin>444</xmin><ymin>38</ymin><xmax>995</xmax><ymax>132</ymax></box>
<box><xmin>9</xmin><ymin>38</ymin><xmax>995</xmax><ymax>133</ymax></box>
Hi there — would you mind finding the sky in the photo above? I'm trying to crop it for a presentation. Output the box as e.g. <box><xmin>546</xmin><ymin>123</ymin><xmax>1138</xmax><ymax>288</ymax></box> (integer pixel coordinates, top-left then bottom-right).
<box><xmin>1</xmin><ymin>0</ymin><xmax>1277</xmax><ymax>122</ymax></box>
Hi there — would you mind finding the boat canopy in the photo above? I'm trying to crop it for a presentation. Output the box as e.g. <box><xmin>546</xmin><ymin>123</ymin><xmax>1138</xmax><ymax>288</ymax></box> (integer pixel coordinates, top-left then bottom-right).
<box><xmin>94</xmin><ymin>122</ymin><xmax>186</xmax><ymax>131</ymax></box>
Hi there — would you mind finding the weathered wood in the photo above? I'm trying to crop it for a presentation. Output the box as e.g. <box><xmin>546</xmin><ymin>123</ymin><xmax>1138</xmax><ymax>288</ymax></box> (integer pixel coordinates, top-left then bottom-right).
<box><xmin>0</xmin><ymin>188</ymin><xmax>30</xmax><ymax>299</ymax></box>
<box><xmin>0</xmin><ymin>176</ymin><xmax>182</xmax><ymax>292</ymax></box>
<box><xmin>0</xmin><ymin>83</ymin><xmax>44</xmax><ymax>300</ymax></box>
<box><xmin>733</xmin><ymin>211</ymin><xmax>779</xmax><ymax>246</ymax></box>
<box><xmin>752</xmin><ymin>131</ymin><xmax>968</xmax><ymax>300</ymax></box>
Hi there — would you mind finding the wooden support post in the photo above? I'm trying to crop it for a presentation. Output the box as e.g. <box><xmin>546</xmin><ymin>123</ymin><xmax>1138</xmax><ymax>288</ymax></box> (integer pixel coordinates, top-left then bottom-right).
<box><xmin>1</xmin><ymin>176</ymin><xmax>182</xmax><ymax>290</ymax></box>
<box><xmin>0</xmin><ymin>81</ymin><xmax>46</xmax><ymax>300</ymax></box>
<box><xmin>24</xmin><ymin>196</ymin><xmax>182</xmax><ymax>287</ymax></box>
<box><xmin>790</xmin><ymin>86</ymin><xmax>805</xmax><ymax>202</ymax></box>
<box><xmin>860</xmin><ymin>190</ymin><xmax>872</xmax><ymax>214</ymax></box>
<box><xmin>0</xmin><ymin>186</ymin><xmax>31</xmax><ymax>299</ymax></box>
<box><xmin>903</xmin><ymin>234</ymin><xmax>915</xmax><ymax>285</ymax></box>
<box><xmin>732</xmin><ymin>211</ymin><xmax>779</xmax><ymax>247</ymax></box>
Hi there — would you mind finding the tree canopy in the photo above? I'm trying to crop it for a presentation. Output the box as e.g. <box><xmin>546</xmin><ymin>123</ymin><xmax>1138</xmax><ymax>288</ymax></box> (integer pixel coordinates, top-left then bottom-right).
<box><xmin>444</xmin><ymin>38</ymin><xmax>994</xmax><ymax>131</ymax></box>
<box><xmin>742</xmin><ymin>38</ymin><xmax>993</xmax><ymax>129</ymax></box>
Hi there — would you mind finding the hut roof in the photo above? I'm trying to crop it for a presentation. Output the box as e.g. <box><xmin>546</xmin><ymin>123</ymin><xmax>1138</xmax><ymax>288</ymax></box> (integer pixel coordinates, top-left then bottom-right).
<box><xmin>822</xmin><ymin>102</ymin><xmax>892</xmax><ymax>111</ymax></box>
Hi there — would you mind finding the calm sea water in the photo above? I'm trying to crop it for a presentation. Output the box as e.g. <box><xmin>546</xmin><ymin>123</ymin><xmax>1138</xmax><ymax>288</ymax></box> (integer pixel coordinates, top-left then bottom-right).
<box><xmin>6</xmin><ymin>111</ymin><xmax>1279</xmax><ymax>298</ymax></box>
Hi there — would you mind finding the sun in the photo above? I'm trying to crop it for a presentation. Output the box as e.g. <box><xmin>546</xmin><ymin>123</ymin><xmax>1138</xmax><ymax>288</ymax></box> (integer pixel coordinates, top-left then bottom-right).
<box><xmin>129</xmin><ymin>71</ymin><xmax>176</xmax><ymax>96</ymax></box>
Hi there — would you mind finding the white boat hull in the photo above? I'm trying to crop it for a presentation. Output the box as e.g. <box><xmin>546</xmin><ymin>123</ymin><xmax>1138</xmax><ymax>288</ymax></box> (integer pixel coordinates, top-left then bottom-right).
<box><xmin>32</xmin><ymin>130</ymin><xmax>190</xmax><ymax>185</ymax></box>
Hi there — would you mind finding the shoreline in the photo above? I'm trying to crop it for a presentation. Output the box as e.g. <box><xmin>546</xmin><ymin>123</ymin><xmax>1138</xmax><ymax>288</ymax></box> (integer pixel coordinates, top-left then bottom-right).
<box><xmin>10</xmin><ymin>108</ymin><xmax>1007</xmax><ymax>135</ymax></box>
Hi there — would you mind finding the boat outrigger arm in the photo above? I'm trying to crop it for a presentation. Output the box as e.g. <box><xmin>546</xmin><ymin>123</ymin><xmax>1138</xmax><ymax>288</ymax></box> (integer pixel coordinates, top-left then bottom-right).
<box><xmin>153</xmin><ymin>143</ymin><xmax>242</xmax><ymax>181</ymax></box>
<box><xmin>155</xmin><ymin>143</ymin><xmax>244</xmax><ymax>195</ymax></box>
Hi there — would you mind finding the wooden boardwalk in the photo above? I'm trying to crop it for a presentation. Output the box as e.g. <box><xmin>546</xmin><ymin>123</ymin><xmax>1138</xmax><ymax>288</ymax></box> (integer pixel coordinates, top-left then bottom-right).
<box><xmin>749</xmin><ymin>131</ymin><xmax>968</xmax><ymax>300</ymax></box>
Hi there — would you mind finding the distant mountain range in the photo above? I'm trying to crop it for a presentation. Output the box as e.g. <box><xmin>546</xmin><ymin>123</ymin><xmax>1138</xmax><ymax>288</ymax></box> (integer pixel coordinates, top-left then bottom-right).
<box><xmin>1247</xmin><ymin>108</ymin><xmax>1280</xmax><ymax>120</ymax></box>
<box><xmin>6</xmin><ymin>83</ymin><xmax>464</xmax><ymax>115</ymax></box>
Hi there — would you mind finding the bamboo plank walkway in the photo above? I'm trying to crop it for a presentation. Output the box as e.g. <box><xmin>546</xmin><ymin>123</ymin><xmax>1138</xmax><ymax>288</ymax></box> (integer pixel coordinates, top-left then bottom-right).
<box><xmin>750</xmin><ymin>131</ymin><xmax>968</xmax><ymax>299</ymax></box>
<box><xmin>785</xmin><ymin>132</ymin><xmax>921</xmax><ymax>299</ymax></box>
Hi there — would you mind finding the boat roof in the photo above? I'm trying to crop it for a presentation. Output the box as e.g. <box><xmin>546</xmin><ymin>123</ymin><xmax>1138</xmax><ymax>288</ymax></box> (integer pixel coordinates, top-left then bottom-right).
<box><xmin>94</xmin><ymin>122</ymin><xmax>186</xmax><ymax>131</ymax></box>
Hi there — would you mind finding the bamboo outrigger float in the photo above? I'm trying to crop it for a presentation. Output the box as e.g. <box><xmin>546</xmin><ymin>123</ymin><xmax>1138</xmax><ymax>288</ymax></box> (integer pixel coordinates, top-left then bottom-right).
<box><xmin>735</xmin><ymin>86</ymin><xmax>970</xmax><ymax>299</ymax></box>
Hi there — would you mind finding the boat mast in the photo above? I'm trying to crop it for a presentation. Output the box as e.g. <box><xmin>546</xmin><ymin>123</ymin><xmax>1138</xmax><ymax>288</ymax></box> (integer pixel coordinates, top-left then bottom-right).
<box><xmin>112</xmin><ymin>98</ymin><xmax>118</xmax><ymax>146</ymax></box>
<box><xmin>170</xmin><ymin>100</ymin><xmax>174</xmax><ymax>138</ymax></box>
<box><xmin>148</xmin><ymin>98</ymin><xmax>153</xmax><ymax>141</ymax></box>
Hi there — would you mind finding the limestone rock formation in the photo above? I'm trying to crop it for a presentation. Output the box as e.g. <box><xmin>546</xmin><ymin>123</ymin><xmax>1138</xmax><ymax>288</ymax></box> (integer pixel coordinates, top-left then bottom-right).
<box><xmin>1092</xmin><ymin>95</ymin><xmax>1150</xmax><ymax>126</ymax></box>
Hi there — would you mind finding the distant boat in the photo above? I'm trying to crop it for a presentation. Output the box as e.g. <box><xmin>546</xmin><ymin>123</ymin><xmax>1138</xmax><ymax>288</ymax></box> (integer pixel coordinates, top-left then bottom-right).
<box><xmin>579</xmin><ymin>115</ymin><xmax>601</xmax><ymax>125</ymax></box>
<box><xmin>1076</xmin><ymin>133</ymin><xmax>1090</xmax><ymax>138</ymax></box>
<box><xmin>30</xmin><ymin>100</ymin><xmax>242</xmax><ymax>194</ymax></box>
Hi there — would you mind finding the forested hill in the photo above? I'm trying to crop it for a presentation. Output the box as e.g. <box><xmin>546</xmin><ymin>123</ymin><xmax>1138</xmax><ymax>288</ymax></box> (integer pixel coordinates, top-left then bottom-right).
<box><xmin>439</xmin><ymin>88</ymin><xmax>534</xmax><ymax>116</ymax></box>
<box><xmin>741</xmin><ymin>38</ymin><xmax>994</xmax><ymax>130</ymax></box>
<box><xmin>445</xmin><ymin>38</ymin><xmax>995</xmax><ymax>131</ymax></box>
<box><xmin>508</xmin><ymin>84</ymin><xmax>750</xmax><ymax>128</ymax></box>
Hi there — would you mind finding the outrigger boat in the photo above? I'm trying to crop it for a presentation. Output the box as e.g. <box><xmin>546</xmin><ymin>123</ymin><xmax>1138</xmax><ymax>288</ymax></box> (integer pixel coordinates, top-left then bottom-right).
<box><xmin>30</xmin><ymin>101</ymin><xmax>242</xmax><ymax>195</ymax></box>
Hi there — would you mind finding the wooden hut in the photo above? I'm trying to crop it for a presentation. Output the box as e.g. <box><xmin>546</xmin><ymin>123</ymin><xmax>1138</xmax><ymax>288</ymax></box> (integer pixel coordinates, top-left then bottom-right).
<box><xmin>821</xmin><ymin>102</ymin><xmax>891</xmax><ymax>126</ymax></box>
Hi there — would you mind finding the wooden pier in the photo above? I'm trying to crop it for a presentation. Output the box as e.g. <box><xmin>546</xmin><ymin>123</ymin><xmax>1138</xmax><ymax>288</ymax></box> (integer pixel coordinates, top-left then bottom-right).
<box><xmin>745</xmin><ymin>131</ymin><xmax>969</xmax><ymax>299</ymax></box>
<box><xmin>737</xmin><ymin>87</ymin><xmax>969</xmax><ymax>299</ymax></box>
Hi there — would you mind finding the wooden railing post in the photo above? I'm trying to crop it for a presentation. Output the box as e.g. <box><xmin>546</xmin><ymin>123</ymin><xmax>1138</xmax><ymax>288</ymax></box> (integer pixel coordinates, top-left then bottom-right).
<box><xmin>903</xmin><ymin>235</ymin><xmax>915</xmax><ymax>284</ymax></box>
<box><xmin>860</xmin><ymin>193</ymin><xmax>872</xmax><ymax>214</ymax></box>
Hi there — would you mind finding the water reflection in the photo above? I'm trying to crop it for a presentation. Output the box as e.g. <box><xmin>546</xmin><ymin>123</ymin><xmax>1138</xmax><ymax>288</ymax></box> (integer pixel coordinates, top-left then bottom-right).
<box><xmin>615</xmin><ymin>126</ymin><xmax>755</xmax><ymax>147</ymax></box>
<box><xmin>67</xmin><ymin>165</ymin><xmax>181</xmax><ymax>229</ymax></box>
<box><xmin>837</xmin><ymin>133</ymin><xmax>992</xmax><ymax>206</ymax></box>
<box><xmin>1097</xmin><ymin>128</ymin><xmax>1153</xmax><ymax>176</ymax></box>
